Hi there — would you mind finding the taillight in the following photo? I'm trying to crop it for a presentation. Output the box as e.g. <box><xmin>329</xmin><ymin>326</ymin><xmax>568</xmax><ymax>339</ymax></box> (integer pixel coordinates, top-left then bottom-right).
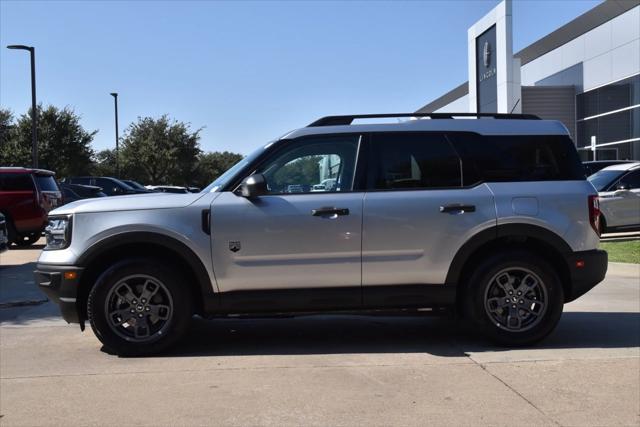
<box><xmin>589</xmin><ymin>195</ymin><xmax>601</xmax><ymax>236</ymax></box>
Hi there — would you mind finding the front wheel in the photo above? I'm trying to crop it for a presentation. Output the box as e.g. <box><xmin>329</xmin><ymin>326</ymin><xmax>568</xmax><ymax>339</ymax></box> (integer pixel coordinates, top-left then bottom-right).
<box><xmin>88</xmin><ymin>259</ymin><xmax>193</xmax><ymax>356</ymax></box>
<box><xmin>463</xmin><ymin>252</ymin><xmax>564</xmax><ymax>346</ymax></box>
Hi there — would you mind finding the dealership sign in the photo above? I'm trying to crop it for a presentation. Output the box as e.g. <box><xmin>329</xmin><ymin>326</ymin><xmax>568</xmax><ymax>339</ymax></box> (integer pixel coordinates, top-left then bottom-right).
<box><xmin>467</xmin><ymin>0</ymin><xmax>521</xmax><ymax>114</ymax></box>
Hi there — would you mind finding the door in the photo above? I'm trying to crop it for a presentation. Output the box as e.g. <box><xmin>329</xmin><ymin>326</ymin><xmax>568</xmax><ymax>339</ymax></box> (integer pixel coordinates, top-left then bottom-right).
<box><xmin>210</xmin><ymin>135</ymin><xmax>364</xmax><ymax>311</ymax></box>
<box><xmin>604</xmin><ymin>169</ymin><xmax>640</xmax><ymax>228</ymax></box>
<box><xmin>362</xmin><ymin>132</ymin><xmax>497</xmax><ymax>307</ymax></box>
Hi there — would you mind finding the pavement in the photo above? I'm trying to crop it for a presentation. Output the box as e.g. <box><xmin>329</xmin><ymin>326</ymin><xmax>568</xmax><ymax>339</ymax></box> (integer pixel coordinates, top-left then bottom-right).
<box><xmin>0</xmin><ymin>241</ymin><xmax>639</xmax><ymax>426</ymax></box>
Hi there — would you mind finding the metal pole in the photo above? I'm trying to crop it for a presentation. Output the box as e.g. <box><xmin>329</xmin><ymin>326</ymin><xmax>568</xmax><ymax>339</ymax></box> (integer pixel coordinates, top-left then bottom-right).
<box><xmin>111</xmin><ymin>93</ymin><xmax>119</xmax><ymax>177</ymax></box>
<box><xmin>29</xmin><ymin>47</ymin><xmax>37</xmax><ymax>168</ymax></box>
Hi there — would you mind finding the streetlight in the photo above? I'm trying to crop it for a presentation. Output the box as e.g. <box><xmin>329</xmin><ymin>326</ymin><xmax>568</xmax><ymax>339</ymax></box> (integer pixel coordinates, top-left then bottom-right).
<box><xmin>110</xmin><ymin>92</ymin><xmax>119</xmax><ymax>177</ymax></box>
<box><xmin>7</xmin><ymin>44</ymin><xmax>37</xmax><ymax>168</ymax></box>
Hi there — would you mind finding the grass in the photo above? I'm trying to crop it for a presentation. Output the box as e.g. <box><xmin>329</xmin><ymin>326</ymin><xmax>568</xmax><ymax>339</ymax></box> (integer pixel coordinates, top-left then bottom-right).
<box><xmin>600</xmin><ymin>240</ymin><xmax>640</xmax><ymax>264</ymax></box>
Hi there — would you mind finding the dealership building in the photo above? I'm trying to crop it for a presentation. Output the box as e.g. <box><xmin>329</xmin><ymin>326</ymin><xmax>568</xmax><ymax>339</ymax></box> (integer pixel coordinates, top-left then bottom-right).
<box><xmin>417</xmin><ymin>0</ymin><xmax>640</xmax><ymax>161</ymax></box>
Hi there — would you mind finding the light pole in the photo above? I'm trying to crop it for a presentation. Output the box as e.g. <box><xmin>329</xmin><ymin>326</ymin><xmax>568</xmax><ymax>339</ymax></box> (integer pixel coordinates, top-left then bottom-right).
<box><xmin>7</xmin><ymin>45</ymin><xmax>37</xmax><ymax>168</ymax></box>
<box><xmin>110</xmin><ymin>92</ymin><xmax>119</xmax><ymax>177</ymax></box>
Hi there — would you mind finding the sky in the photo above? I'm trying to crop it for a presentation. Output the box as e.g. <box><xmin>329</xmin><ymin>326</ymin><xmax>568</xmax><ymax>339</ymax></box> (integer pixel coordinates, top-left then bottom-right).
<box><xmin>1</xmin><ymin>0</ymin><xmax>601</xmax><ymax>155</ymax></box>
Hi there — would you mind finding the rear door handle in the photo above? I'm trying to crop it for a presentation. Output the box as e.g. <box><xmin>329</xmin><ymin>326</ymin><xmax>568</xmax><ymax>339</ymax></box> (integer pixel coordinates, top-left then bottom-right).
<box><xmin>440</xmin><ymin>204</ymin><xmax>476</xmax><ymax>213</ymax></box>
<box><xmin>312</xmin><ymin>207</ymin><xmax>350</xmax><ymax>217</ymax></box>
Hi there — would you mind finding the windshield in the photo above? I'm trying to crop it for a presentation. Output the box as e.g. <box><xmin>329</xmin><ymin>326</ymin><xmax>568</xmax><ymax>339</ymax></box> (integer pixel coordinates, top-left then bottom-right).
<box><xmin>204</xmin><ymin>144</ymin><xmax>270</xmax><ymax>192</ymax></box>
<box><xmin>587</xmin><ymin>169</ymin><xmax>624</xmax><ymax>191</ymax></box>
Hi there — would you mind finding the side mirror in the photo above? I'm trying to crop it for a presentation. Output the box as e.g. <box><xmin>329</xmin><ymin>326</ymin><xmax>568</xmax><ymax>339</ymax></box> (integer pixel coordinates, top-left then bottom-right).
<box><xmin>240</xmin><ymin>173</ymin><xmax>268</xmax><ymax>198</ymax></box>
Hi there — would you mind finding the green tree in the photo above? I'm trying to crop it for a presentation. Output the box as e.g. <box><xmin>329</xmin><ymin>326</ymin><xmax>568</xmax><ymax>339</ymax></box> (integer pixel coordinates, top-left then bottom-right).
<box><xmin>0</xmin><ymin>108</ymin><xmax>29</xmax><ymax>166</ymax></box>
<box><xmin>120</xmin><ymin>115</ymin><xmax>202</xmax><ymax>185</ymax></box>
<box><xmin>195</xmin><ymin>151</ymin><xmax>243</xmax><ymax>188</ymax></box>
<box><xmin>0</xmin><ymin>105</ymin><xmax>96</xmax><ymax>177</ymax></box>
<box><xmin>91</xmin><ymin>148</ymin><xmax>118</xmax><ymax>177</ymax></box>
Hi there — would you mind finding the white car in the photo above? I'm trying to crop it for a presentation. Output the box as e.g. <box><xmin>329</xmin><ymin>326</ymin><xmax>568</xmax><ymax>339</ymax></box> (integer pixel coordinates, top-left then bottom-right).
<box><xmin>588</xmin><ymin>162</ymin><xmax>640</xmax><ymax>233</ymax></box>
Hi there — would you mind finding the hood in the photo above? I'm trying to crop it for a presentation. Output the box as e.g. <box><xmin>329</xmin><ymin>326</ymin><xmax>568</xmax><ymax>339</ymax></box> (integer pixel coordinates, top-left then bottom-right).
<box><xmin>50</xmin><ymin>192</ymin><xmax>208</xmax><ymax>215</ymax></box>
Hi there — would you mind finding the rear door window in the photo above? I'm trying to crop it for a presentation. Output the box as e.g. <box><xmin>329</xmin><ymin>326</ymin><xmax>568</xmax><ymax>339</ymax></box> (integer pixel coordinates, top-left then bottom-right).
<box><xmin>0</xmin><ymin>173</ymin><xmax>34</xmax><ymax>191</ymax></box>
<box><xmin>449</xmin><ymin>133</ymin><xmax>585</xmax><ymax>183</ymax></box>
<box><xmin>368</xmin><ymin>132</ymin><xmax>462</xmax><ymax>190</ymax></box>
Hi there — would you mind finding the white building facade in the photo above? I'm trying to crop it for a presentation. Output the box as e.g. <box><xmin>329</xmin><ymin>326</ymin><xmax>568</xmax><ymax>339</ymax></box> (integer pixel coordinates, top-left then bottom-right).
<box><xmin>417</xmin><ymin>0</ymin><xmax>640</xmax><ymax>161</ymax></box>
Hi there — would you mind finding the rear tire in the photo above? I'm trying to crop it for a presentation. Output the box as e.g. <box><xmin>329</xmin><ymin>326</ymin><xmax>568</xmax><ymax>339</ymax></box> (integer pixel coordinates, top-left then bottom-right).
<box><xmin>14</xmin><ymin>233</ymin><xmax>39</xmax><ymax>246</ymax></box>
<box><xmin>88</xmin><ymin>259</ymin><xmax>193</xmax><ymax>356</ymax></box>
<box><xmin>463</xmin><ymin>251</ymin><xmax>564</xmax><ymax>346</ymax></box>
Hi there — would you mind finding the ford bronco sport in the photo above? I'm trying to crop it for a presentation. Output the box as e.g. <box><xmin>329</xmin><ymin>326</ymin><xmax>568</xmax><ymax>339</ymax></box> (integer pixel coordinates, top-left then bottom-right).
<box><xmin>35</xmin><ymin>113</ymin><xmax>608</xmax><ymax>356</ymax></box>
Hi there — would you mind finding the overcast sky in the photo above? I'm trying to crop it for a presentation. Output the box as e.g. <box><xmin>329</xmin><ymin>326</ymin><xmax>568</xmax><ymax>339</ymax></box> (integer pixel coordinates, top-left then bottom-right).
<box><xmin>1</xmin><ymin>0</ymin><xmax>600</xmax><ymax>155</ymax></box>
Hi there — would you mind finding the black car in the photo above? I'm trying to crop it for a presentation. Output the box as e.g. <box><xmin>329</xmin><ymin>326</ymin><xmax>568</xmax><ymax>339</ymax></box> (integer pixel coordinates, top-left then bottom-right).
<box><xmin>62</xmin><ymin>177</ymin><xmax>150</xmax><ymax>196</ymax></box>
<box><xmin>121</xmin><ymin>180</ymin><xmax>148</xmax><ymax>191</ymax></box>
<box><xmin>59</xmin><ymin>183</ymin><xmax>107</xmax><ymax>204</ymax></box>
<box><xmin>583</xmin><ymin>160</ymin><xmax>636</xmax><ymax>177</ymax></box>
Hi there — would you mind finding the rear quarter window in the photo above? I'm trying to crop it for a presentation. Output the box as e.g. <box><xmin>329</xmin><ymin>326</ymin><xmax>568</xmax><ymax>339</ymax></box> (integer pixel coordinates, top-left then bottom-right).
<box><xmin>449</xmin><ymin>133</ymin><xmax>585</xmax><ymax>184</ymax></box>
<box><xmin>0</xmin><ymin>173</ymin><xmax>34</xmax><ymax>191</ymax></box>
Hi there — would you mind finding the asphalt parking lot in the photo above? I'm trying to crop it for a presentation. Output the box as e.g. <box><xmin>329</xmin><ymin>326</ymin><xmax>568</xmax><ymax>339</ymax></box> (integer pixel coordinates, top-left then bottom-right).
<box><xmin>1</xmin><ymin>241</ymin><xmax>639</xmax><ymax>426</ymax></box>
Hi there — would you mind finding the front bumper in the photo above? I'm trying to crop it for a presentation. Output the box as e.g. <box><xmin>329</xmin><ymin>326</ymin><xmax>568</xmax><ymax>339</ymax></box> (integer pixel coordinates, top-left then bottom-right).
<box><xmin>565</xmin><ymin>249</ymin><xmax>608</xmax><ymax>302</ymax></box>
<box><xmin>34</xmin><ymin>264</ymin><xmax>84</xmax><ymax>324</ymax></box>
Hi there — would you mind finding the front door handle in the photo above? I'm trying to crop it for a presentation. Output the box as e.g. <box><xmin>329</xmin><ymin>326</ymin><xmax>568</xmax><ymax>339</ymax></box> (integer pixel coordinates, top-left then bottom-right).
<box><xmin>312</xmin><ymin>207</ymin><xmax>350</xmax><ymax>217</ymax></box>
<box><xmin>440</xmin><ymin>204</ymin><xmax>476</xmax><ymax>213</ymax></box>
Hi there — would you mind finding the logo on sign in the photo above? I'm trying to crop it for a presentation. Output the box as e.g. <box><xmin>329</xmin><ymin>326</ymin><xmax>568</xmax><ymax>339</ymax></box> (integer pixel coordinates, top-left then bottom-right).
<box><xmin>483</xmin><ymin>41</ymin><xmax>491</xmax><ymax>68</ymax></box>
<box><xmin>479</xmin><ymin>40</ymin><xmax>496</xmax><ymax>82</ymax></box>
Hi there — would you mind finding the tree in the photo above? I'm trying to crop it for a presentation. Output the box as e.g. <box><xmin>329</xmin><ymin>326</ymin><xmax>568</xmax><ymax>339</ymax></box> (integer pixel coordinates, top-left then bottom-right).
<box><xmin>195</xmin><ymin>151</ymin><xmax>243</xmax><ymax>188</ymax></box>
<box><xmin>91</xmin><ymin>149</ymin><xmax>118</xmax><ymax>177</ymax></box>
<box><xmin>0</xmin><ymin>108</ymin><xmax>29</xmax><ymax>166</ymax></box>
<box><xmin>120</xmin><ymin>115</ymin><xmax>202</xmax><ymax>185</ymax></box>
<box><xmin>0</xmin><ymin>105</ymin><xmax>96</xmax><ymax>177</ymax></box>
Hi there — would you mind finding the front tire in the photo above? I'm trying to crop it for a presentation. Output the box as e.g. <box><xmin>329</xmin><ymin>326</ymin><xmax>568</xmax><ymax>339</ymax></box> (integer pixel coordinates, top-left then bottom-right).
<box><xmin>463</xmin><ymin>251</ymin><xmax>564</xmax><ymax>346</ymax></box>
<box><xmin>88</xmin><ymin>259</ymin><xmax>193</xmax><ymax>356</ymax></box>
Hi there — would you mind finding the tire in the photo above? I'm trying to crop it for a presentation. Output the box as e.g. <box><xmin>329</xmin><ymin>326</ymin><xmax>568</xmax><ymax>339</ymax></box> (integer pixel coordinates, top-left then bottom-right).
<box><xmin>88</xmin><ymin>258</ymin><xmax>193</xmax><ymax>356</ymax></box>
<box><xmin>14</xmin><ymin>233</ymin><xmax>39</xmax><ymax>247</ymax></box>
<box><xmin>463</xmin><ymin>251</ymin><xmax>564</xmax><ymax>346</ymax></box>
<box><xmin>5</xmin><ymin>218</ymin><xmax>17</xmax><ymax>247</ymax></box>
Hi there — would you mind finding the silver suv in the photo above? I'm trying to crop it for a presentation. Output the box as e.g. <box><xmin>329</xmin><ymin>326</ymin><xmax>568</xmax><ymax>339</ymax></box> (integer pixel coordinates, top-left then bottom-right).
<box><xmin>35</xmin><ymin>113</ymin><xmax>608</xmax><ymax>356</ymax></box>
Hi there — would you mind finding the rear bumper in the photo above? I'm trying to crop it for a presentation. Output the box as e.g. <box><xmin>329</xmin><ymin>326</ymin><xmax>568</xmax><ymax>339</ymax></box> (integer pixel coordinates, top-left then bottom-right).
<box><xmin>34</xmin><ymin>264</ymin><xmax>83</xmax><ymax>324</ymax></box>
<box><xmin>565</xmin><ymin>249</ymin><xmax>608</xmax><ymax>302</ymax></box>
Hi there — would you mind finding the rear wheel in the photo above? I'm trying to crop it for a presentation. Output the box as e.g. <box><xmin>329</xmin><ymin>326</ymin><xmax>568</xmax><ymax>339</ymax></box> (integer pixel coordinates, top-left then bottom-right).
<box><xmin>14</xmin><ymin>233</ymin><xmax>39</xmax><ymax>246</ymax></box>
<box><xmin>88</xmin><ymin>259</ymin><xmax>193</xmax><ymax>356</ymax></box>
<box><xmin>463</xmin><ymin>252</ymin><xmax>564</xmax><ymax>346</ymax></box>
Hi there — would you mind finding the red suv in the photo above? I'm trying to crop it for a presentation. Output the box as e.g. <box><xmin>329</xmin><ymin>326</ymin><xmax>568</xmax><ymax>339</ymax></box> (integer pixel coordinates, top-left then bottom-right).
<box><xmin>0</xmin><ymin>167</ymin><xmax>63</xmax><ymax>246</ymax></box>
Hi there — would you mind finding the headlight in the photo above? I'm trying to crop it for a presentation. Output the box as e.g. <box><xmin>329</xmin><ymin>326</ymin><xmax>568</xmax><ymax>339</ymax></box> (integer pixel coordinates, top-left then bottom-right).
<box><xmin>45</xmin><ymin>215</ymin><xmax>72</xmax><ymax>250</ymax></box>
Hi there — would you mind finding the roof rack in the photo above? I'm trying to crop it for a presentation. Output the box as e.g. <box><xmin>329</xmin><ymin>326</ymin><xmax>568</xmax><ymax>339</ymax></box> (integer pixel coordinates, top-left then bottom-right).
<box><xmin>307</xmin><ymin>113</ymin><xmax>541</xmax><ymax>127</ymax></box>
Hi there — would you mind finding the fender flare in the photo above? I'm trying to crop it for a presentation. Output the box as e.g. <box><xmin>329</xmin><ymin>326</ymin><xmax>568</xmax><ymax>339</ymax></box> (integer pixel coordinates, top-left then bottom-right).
<box><xmin>445</xmin><ymin>224</ymin><xmax>572</xmax><ymax>285</ymax></box>
<box><xmin>77</xmin><ymin>232</ymin><xmax>216</xmax><ymax>306</ymax></box>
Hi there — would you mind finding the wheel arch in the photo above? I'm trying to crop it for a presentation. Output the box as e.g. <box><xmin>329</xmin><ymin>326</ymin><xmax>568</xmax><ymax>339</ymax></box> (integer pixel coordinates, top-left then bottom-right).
<box><xmin>447</xmin><ymin>224</ymin><xmax>573</xmax><ymax>306</ymax></box>
<box><xmin>76</xmin><ymin>232</ymin><xmax>217</xmax><ymax>321</ymax></box>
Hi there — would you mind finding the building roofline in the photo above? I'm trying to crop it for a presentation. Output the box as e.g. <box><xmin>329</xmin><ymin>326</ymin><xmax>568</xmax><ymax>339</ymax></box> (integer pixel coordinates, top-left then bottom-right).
<box><xmin>515</xmin><ymin>0</ymin><xmax>639</xmax><ymax>66</ymax></box>
<box><xmin>415</xmin><ymin>0</ymin><xmax>639</xmax><ymax>113</ymax></box>
<box><xmin>415</xmin><ymin>82</ymin><xmax>468</xmax><ymax>113</ymax></box>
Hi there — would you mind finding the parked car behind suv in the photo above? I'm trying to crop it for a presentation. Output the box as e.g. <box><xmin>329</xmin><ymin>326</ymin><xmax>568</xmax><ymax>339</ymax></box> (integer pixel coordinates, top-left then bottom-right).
<box><xmin>588</xmin><ymin>162</ymin><xmax>640</xmax><ymax>233</ymax></box>
<box><xmin>59</xmin><ymin>183</ymin><xmax>107</xmax><ymax>204</ymax></box>
<box><xmin>0</xmin><ymin>167</ymin><xmax>62</xmax><ymax>246</ymax></box>
<box><xmin>582</xmin><ymin>160</ymin><xmax>636</xmax><ymax>177</ymax></box>
<box><xmin>35</xmin><ymin>113</ymin><xmax>607</xmax><ymax>356</ymax></box>
<box><xmin>63</xmin><ymin>176</ymin><xmax>150</xmax><ymax>196</ymax></box>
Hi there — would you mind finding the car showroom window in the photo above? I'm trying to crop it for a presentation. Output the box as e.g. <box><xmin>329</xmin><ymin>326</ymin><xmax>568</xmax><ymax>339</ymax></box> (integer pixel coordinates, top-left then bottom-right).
<box><xmin>256</xmin><ymin>136</ymin><xmax>360</xmax><ymax>194</ymax></box>
<box><xmin>370</xmin><ymin>132</ymin><xmax>461</xmax><ymax>190</ymax></box>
